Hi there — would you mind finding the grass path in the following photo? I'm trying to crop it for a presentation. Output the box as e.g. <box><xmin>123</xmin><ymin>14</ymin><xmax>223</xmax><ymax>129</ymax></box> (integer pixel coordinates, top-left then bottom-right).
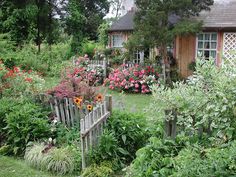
<box><xmin>106</xmin><ymin>89</ymin><xmax>153</xmax><ymax>113</ymax></box>
<box><xmin>0</xmin><ymin>156</ymin><xmax>75</xmax><ymax>177</ymax></box>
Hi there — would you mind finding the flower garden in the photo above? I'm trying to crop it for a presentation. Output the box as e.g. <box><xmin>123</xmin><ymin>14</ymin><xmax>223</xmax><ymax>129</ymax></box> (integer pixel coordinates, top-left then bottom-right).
<box><xmin>1</xmin><ymin>46</ymin><xmax>236</xmax><ymax>177</ymax></box>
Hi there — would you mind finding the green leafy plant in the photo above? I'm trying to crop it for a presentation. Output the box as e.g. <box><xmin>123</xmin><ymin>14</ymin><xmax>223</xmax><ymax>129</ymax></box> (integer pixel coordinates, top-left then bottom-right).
<box><xmin>172</xmin><ymin>141</ymin><xmax>236</xmax><ymax>177</ymax></box>
<box><xmin>126</xmin><ymin>137</ymin><xmax>180</xmax><ymax>177</ymax></box>
<box><xmin>91</xmin><ymin>111</ymin><xmax>149</xmax><ymax>170</ymax></box>
<box><xmin>4</xmin><ymin>101</ymin><xmax>51</xmax><ymax>155</ymax></box>
<box><xmin>150</xmin><ymin>59</ymin><xmax>236</xmax><ymax>144</ymax></box>
<box><xmin>81</xmin><ymin>162</ymin><xmax>113</xmax><ymax>177</ymax></box>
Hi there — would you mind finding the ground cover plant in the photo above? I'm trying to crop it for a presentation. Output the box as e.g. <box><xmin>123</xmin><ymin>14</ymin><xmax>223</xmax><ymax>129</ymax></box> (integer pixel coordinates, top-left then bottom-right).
<box><xmin>106</xmin><ymin>65</ymin><xmax>159</xmax><ymax>94</ymax></box>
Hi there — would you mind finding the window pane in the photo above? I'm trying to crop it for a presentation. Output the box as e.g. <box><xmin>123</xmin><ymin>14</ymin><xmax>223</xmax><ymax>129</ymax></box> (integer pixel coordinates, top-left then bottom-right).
<box><xmin>198</xmin><ymin>34</ymin><xmax>204</xmax><ymax>40</ymax></box>
<box><xmin>197</xmin><ymin>50</ymin><xmax>203</xmax><ymax>57</ymax></box>
<box><xmin>198</xmin><ymin>42</ymin><xmax>203</xmax><ymax>49</ymax></box>
<box><xmin>204</xmin><ymin>50</ymin><xmax>210</xmax><ymax>58</ymax></box>
<box><xmin>211</xmin><ymin>42</ymin><xmax>217</xmax><ymax>49</ymax></box>
<box><xmin>211</xmin><ymin>33</ymin><xmax>217</xmax><ymax>40</ymax></box>
<box><xmin>204</xmin><ymin>42</ymin><xmax>210</xmax><ymax>49</ymax></box>
<box><xmin>205</xmin><ymin>34</ymin><xmax>210</xmax><ymax>40</ymax></box>
<box><xmin>210</xmin><ymin>51</ymin><xmax>216</xmax><ymax>58</ymax></box>
<box><xmin>112</xmin><ymin>35</ymin><xmax>124</xmax><ymax>47</ymax></box>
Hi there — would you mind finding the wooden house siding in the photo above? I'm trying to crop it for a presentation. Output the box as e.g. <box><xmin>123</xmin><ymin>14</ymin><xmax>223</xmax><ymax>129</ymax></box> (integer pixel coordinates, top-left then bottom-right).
<box><xmin>175</xmin><ymin>35</ymin><xmax>196</xmax><ymax>78</ymax></box>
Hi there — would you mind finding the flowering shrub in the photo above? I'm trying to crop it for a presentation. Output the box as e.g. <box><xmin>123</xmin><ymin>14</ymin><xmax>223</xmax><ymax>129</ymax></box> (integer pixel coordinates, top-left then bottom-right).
<box><xmin>48</xmin><ymin>56</ymin><xmax>106</xmax><ymax>112</ymax></box>
<box><xmin>0</xmin><ymin>61</ymin><xmax>45</xmax><ymax>97</ymax></box>
<box><xmin>73</xmin><ymin>56</ymin><xmax>104</xmax><ymax>85</ymax></box>
<box><xmin>106</xmin><ymin>65</ymin><xmax>159</xmax><ymax>93</ymax></box>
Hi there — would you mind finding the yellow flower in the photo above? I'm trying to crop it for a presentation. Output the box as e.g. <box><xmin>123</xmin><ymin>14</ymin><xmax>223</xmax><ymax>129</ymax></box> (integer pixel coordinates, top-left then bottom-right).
<box><xmin>96</xmin><ymin>93</ymin><xmax>103</xmax><ymax>102</ymax></box>
<box><xmin>87</xmin><ymin>104</ymin><xmax>93</xmax><ymax>111</ymax></box>
<box><xmin>74</xmin><ymin>96</ymin><xmax>83</xmax><ymax>105</ymax></box>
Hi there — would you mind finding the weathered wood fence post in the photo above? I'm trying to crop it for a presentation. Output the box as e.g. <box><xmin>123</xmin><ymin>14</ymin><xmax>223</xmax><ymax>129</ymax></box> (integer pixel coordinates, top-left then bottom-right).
<box><xmin>164</xmin><ymin>109</ymin><xmax>177</xmax><ymax>139</ymax></box>
<box><xmin>80</xmin><ymin>95</ymin><xmax>112</xmax><ymax>170</ymax></box>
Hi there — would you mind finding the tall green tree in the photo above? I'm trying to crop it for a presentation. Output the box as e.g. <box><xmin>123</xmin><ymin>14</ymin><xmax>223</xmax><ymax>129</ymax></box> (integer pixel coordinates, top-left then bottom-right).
<box><xmin>65</xmin><ymin>0</ymin><xmax>109</xmax><ymax>54</ymax></box>
<box><xmin>0</xmin><ymin>0</ymin><xmax>60</xmax><ymax>51</ymax></box>
<box><xmin>132</xmin><ymin>0</ymin><xmax>214</xmax><ymax>83</ymax></box>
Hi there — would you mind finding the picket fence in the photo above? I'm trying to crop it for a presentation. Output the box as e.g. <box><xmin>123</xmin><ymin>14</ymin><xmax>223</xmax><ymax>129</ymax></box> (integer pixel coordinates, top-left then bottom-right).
<box><xmin>80</xmin><ymin>96</ymin><xmax>112</xmax><ymax>169</ymax></box>
<box><xmin>38</xmin><ymin>94</ymin><xmax>112</xmax><ymax>169</ymax></box>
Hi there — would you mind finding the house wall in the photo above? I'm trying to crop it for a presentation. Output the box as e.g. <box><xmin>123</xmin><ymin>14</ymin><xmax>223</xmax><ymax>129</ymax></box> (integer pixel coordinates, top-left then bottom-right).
<box><xmin>175</xmin><ymin>35</ymin><xmax>196</xmax><ymax>78</ymax></box>
<box><xmin>175</xmin><ymin>32</ymin><xmax>225</xmax><ymax>78</ymax></box>
<box><xmin>108</xmin><ymin>31</ymin><xmax>132</xmax><ymax>49</ymax></box>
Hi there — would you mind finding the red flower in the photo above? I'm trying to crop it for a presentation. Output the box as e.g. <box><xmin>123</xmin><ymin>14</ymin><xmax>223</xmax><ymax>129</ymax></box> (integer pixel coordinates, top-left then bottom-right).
<box><xmin>25</xmin><ymin>77</ymin><xmax>33</xmax><ymax>83</ymax></box>
<box><xmin>13</xmin><ymin>66</ymin><xmax>19</xmax><ymax>73</ymax></box>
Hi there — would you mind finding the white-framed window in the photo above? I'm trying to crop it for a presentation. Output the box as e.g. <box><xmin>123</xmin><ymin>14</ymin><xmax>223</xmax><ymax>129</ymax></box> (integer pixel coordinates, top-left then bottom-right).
<box><xmin>196</xmin><ymin>33</ymin><xmax>218</xmax><ymax>60</ymax></box>
<box><xmin>112</xmin><ymin>34</ymin><xmax>124</xmax><ymax>48</ymax></box>
<box><xmin>133</xmin><ymin>50</ymin><xmax>144</xmax><ymax>64</ymax></box>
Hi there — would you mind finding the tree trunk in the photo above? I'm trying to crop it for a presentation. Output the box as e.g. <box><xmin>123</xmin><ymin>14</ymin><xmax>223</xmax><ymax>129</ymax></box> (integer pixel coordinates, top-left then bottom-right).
<box><xmin>36</xmin><ymin>0</ymin><xmax>41</xmax><ymax>53</ymax></box>
<box><xmin>160</xmin><ymin>45</ymin><xmax>171</xmax><ymax>85</ymax></box>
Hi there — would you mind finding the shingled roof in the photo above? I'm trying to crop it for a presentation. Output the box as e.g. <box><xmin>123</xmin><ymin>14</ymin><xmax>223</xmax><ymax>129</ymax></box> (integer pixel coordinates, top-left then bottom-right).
<box><xmin>198</xmin><ymin>0</ymin><xmax>236</xmax><ymax>29</ymax></box>
<box><xmin>109</xmin><ymin>0</ymin><xmax>236</xmax><ymax>32</ymax></box>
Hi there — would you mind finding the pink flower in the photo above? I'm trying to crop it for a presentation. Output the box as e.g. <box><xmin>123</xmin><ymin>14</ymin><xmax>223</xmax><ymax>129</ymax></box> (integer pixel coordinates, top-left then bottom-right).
<box><xmin>135</xmin><ymin>83</ymin><xmax>139</xmax><ymax>88</ymax></box>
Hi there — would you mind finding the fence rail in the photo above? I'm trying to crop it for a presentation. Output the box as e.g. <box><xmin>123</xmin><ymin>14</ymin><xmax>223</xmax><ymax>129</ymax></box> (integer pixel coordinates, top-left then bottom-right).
<box><xmin>38</xmin><ymin>94</ymin><xmax>112</xmax><ymax>169</ymax></box>
<box><xmin>80</xmin><ymin>96</ymin><xmax>112</xmax><ymax>169</ymax></box>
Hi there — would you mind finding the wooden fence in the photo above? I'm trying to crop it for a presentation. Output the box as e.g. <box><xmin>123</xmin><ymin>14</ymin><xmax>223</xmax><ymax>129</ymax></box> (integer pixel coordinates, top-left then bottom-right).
<box><xmin>38</xmin><ymin>94</ymin><xmax>81</xmax><ymax>127</ymax></box>
<box><xmin>38</xmin><ymin>94</ymin><xmax>113</xmax><ymax>169</ymax></box>
<box><xmin>80</xmin><ymin>95</ymin><xmax>112</xmax><ymax>169</ymax></box>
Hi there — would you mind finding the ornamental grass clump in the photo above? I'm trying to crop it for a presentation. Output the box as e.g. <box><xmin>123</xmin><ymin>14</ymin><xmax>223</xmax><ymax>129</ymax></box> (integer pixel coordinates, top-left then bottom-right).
<box><xmin>25</xmin><ymin>144</ymin><xmax>78</xmax><ymax>175</ymax></box>
<box><xmin>43</xmin><ymin>147</ymin><xmax>75</xmax><ymax>175</ymax></box>
<box><xmin>24</xmin><ymin>143</ymin><xmax>47</xmax><ymax>169</ymax></box>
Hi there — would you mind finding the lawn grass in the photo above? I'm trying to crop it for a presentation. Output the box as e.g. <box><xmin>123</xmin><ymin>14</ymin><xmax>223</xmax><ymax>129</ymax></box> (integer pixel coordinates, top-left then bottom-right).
<box><xmin>106</xmin><ymin>89</ymin><xmax>153</xmax><ymax>113</ymax></box>
<box><xmin>0</xmin><ymin>156</ymin><xmax>75</xmax><ymax>177</ymax></box>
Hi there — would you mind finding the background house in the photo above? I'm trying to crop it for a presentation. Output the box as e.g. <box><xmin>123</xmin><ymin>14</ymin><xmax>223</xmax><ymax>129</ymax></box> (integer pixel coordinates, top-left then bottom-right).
<box><xmin>108</xmin><ymin>0</ymin><xmax>236</xmax><ymax>78</ymax></box>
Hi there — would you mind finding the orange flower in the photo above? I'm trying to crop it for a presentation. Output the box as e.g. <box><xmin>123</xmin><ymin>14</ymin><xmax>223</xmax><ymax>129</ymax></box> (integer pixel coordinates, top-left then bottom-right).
<box><xmin>96</xmin><ymin>93</ymin><xmax>103</xmax><ymax>102</ymax></box>
<box><xmin>87</xmin><ymin>104</ymin><xmax>93</xmax><ymax>111</ymax></box>
<box><xmin>74</xmin><ymin>97</ymin><xmax>82</xmax><ymax>104</ymax></box>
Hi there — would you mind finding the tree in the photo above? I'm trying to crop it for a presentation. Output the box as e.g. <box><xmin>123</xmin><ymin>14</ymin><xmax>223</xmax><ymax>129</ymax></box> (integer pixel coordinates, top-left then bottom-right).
<box><xmin>109</xmin><ymin>0</ymin><xmax>125</xmax><ymax>19</ymax></box>
<box><xmin>132</xmin><ymin>0</ymin><xmax>214</xmax><ymax>84</ymax></box>
<box><xmin>64</xmin><ymin>0</ymin><xmax>109</xmax><ymax>54</ymax></box>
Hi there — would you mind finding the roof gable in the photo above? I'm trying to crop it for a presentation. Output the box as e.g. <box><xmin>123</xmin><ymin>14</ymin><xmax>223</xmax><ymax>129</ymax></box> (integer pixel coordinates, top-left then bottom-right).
<box><xmin>109</xmin><ymin>0</ymin><xmax>236</xmax><ymax>32</ymax></box>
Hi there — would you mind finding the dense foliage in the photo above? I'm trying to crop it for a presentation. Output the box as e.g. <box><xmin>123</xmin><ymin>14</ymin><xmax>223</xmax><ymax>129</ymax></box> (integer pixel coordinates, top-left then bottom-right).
<box><xmin>2</xmin><ymin>99</ymin><xmax>51</xmax><ymax>155</ymax></box>
<box><xmin>126</xmin><ymin>59</ymin><xmax>236</xmax><ymax>176</ymax></box>
<box><xmin>90</xmin><ymin>111</ymin><xmax>149</xmax><ymax>170</ymax></box>
<box><xmin>151</xmin><ymin>59</ymin><xmax>236</xmax><ymax>144</ymax></box>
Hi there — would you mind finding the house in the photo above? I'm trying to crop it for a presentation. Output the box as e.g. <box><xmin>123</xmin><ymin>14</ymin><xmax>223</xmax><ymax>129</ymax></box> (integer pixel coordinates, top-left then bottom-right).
<box><xmin>108</xmin><ymin>0</ymin><xmax>236</xmax><ymax>78</ymax></box>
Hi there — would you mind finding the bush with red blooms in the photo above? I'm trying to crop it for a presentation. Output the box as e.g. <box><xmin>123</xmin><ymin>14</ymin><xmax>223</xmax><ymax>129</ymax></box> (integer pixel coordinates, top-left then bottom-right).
<box><xmin>73</xmin><ymin>56</ymin><xmax>104</xmax><ymax>85</ymax></box>
<box><xmin>106</xmin><ymin>64</ymin><xmax>159</xmax><ymax>94</ymax></box>
<box><xmin>48</xmin><ymin>56</ymin><xmax>105</xmax><ymax>112</ymax></box>
<box><xmin>0</xmin><ymin>60</ymin><xmax>45</xmax><ymax>97</ymax></box>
